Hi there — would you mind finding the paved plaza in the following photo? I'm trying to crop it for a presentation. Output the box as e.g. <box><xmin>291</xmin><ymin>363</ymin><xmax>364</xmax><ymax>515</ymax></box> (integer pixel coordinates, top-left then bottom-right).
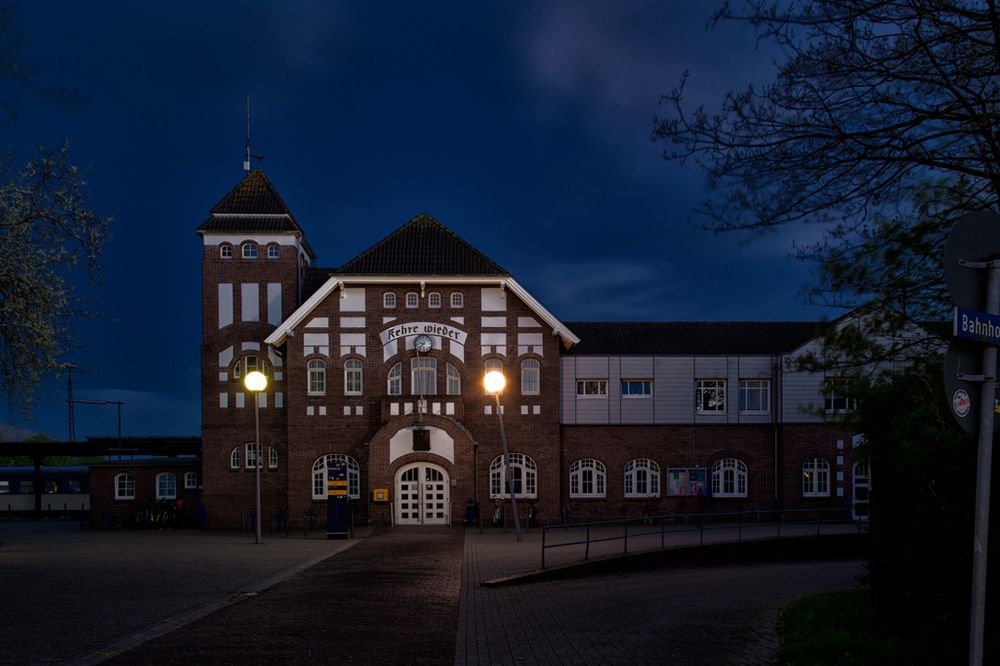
<box><xmin>0</xmin><ymin>520</ymin><xmax>864</xmax><ymax>665</ymax></box>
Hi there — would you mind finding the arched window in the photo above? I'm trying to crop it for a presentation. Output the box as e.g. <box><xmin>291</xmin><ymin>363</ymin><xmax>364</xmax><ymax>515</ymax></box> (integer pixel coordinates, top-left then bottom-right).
<box><xmin>268</xmin><ymin>447</ymin><xmax>278</xmax><ymax>470</ymax></box>
<box><xmin>383</xmin><ymin>292</ymin><xmax>397</xmax><ymax>308</ymax></box>
<box><xmin>712</xmin><ymin>458</ymin><xmax>748</xmax><ymax>498</ymax></box>
<box><xmin>450</xmin><ymin>292</ymin><xmax>463</xmax><ymax>308</ymax></box>
<box><xmin>624</xmin><ymin>459</ymin><xmax>660</xmax><ymax>498</ymax></box>
<box><xmin>521</xmin><ymin>359</ymin><xmax>540</xmax><ymax>395</ymax></box>
<box><xmin>245</xmin><ymin>443</ymin><xmax>262</xmax><ymax>469</ymax></box>
<box><xmin>184</xmin><ymin>472</ymin><xmax>198</xmax><ymax>489</ymax></box>
<box><xmin>405</xmin><ymin>292</ymin><xmax>419</xmax><ymax>308</ymax></box>
<box><xmin>230</xmin><ymin>447</ymin><xmax>241</xmax><ymax>470</ymax></box>
<box><xmin>220</xmin><ymin>244</ymin><xmax>233</xmax><ymax>259</ymax></box>
<box><xmin>489</xmin><ymin>453</ymin><xmax>538</xmax><ymax>498</ymax></box>
<box><xmin>569</xmin><ymin>459</ymin><xmax>606</xmax><ymax>498</ymax></box>
<box><xmin>428</xmin><ymin>292</ymin><xmax>441</xmax><ymax>308</ymax></box>
<box><xmin>232</xmin><ymin>359</ymin><xmax>242</xmax><ymax>380</ymax></box>
<box><xmin>115</xmin><ymin>472</ymin><xmax>135</xmax><ymax>500</ymax></box>
<box><xmin>412</xmin><ymin>357</ymin><xmax>437</xmax><ymax>395</ymax></box>
<box><xmin>387</xmin><ymin>362</ymin><xmax>402</xmax><ymax>395</ymax></box>
<box><xmin>267</xmin><ymin>244</ymin><xmax>280</xmax><ymax>258</ymax></box>
<box><xmin>308</xmin><ymin>359</ymin><xmax>326</xmax><ymax>395</ymax></box>
<box><xmin>312</xmin><ymin>455</ymin><xmax>361</xmax><ymax>499</ymax></box>
<box><xmin>802</xmin><ymin>458</ymin><xmax>830</xmax><ymax>497</ymax></box>
<box><xmin>446</xmin><ymin>363</ymin><xmax>461</xmax><ymax>395</ymax></box>
<box><xmin>242</xmin><ymin>242</ymin><xmax>258</xmax><ymax>259</ymax></box>
<box><xmin>156</xmin><ymin>473</ymin><xmax>177</xmax><ymax>500</ymax></box>
<box><xmin>344</xmin><ymin>359</ymin><xmax>363</xmax><ymax>395</ymax></box>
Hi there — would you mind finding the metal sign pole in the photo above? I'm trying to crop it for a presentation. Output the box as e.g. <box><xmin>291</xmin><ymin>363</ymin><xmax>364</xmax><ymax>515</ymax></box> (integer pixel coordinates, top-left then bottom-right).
<box><xmin>969</xmin><ymin>260</ymin><xmax>1000</xmax><ymax>666</ymax></box>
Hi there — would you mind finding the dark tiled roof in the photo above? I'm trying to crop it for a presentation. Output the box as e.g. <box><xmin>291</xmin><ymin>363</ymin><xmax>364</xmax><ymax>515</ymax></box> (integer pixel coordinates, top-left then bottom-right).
<box><xmin>196</xmin><ymin>170</ymin><xmax>304</xmax><ymax>234</ymax></box>
<box><xmin>564</xmin><ymin>322</ymin><xmax>821</xmax><ymax>355</ymax></box>
<box><xmin>303</xmin><ymin>267</ymin><xmax>336</xmax><ymax>301</ymax></box>
<box><xmin>337</xmin><ymin>214</ymin><xmax>508</xmax><ymax>276</ymax></box>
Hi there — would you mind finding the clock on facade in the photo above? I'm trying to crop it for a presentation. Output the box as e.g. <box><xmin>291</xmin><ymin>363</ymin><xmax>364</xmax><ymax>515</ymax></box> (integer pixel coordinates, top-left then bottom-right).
<box><xmin>414</xmin><ymin>335</ymin><xmax>433</xmax><ymax>353</ymax></box>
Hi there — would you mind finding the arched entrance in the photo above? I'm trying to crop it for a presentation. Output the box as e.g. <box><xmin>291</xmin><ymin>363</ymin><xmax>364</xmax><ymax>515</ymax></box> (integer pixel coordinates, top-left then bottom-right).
<box><xmin>395</xmin><ymin>462</ymin><xmax>450</xmax><ymax>525</ymax></box>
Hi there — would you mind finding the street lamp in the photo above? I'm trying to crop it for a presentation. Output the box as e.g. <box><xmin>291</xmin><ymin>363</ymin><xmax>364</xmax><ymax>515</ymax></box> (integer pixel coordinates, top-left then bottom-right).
<box><xmin>484</xmin><ymin>369</ymin><xmax>522</xmax><ymax>541</ymax></box>
<box><xmin>244</xmin><ymin>370</ymin><xmax>267</xmax><ymax>545</ymax></box>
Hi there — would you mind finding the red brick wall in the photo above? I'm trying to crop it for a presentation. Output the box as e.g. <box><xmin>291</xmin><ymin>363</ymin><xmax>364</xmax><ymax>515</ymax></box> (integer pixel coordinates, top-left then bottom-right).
<box><xmin>89</xmin><ymin>463</ymin><xmax>202</xmax><ymax>526</ymax></box>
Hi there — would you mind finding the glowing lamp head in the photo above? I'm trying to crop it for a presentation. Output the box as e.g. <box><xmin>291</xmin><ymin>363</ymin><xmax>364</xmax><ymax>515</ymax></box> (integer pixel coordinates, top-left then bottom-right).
<box><xmin>483</xmin><ymin>370</ymin><xmax>506</xmax><ymax>395</ymax></box>
<box><xmin>244</xmin><ymin>370</ymin><xmax>268</xmax><ymax>392</ymax></box>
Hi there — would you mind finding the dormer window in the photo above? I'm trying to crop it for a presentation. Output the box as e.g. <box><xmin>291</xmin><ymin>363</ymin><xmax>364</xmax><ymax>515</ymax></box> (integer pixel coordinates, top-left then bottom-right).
<box><xmin>428</xmin><ymin>292</ymin><xmax>441</xmax><ymax>308</ymax></box>
<box><xmin>267</xmin><ymin>244</ymin><xmax>280</xmax><ymax>258</ymax></box>
<box><xmin>242</xmin><ymin>243</ymin><xmax>258</xmax><ymax>259</ymax></box>
<box><xmin>220</xmin><ymin>244</ymin><xmax>233</xmax><ymax>259</ymax></box>
<box><xmin>406</xmin><ymin>292</ymin><xmax>419</xmax><ymax>308</ymax></box>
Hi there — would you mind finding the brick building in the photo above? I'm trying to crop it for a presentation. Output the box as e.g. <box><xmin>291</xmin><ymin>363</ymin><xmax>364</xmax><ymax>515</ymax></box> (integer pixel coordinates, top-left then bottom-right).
<box><xmin>192</xmin><ymin>169</ymin><xmax>868</xmax><ymax>530</ymax></box>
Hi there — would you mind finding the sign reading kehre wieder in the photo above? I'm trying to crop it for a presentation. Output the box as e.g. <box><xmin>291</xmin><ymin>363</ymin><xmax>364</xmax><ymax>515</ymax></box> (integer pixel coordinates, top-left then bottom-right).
<box><xmin>379</xmin><ymin>321</ymin><xmax>468</xmax><ymax>346</ymax></box>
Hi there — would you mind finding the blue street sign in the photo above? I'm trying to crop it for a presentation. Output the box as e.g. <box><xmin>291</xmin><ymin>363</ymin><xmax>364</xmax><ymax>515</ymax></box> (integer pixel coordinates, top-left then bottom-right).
<box><xmin>954</xmin><ymin>307</ymin><xmax>1000</xmax><ymax>345</ymax></box>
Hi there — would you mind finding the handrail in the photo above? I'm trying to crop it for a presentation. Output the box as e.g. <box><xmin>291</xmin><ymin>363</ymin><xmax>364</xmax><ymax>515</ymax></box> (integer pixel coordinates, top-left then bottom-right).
<box><xmin>540</xmin><ymin>508</ymin><xmax>865</xmax><ymax>569</ymax></box>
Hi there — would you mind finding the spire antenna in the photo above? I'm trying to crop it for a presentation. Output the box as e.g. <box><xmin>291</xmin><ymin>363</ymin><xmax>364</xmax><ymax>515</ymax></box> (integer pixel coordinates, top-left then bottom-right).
<box><xmin>243</xmin><ymin>96</ymin><xmax>251</xmax><ymax>174</ymax></box>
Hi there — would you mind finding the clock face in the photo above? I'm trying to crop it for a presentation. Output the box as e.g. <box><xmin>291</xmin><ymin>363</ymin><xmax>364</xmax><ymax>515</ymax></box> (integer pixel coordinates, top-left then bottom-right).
<box><xmin>414</xmin><ymin>335</ymin><xmax>433</xmax><ymax>353</ymax></box>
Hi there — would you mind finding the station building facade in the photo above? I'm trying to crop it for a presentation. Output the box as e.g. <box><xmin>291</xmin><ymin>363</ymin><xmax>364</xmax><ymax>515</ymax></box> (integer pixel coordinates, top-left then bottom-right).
<box><xmin>196</xmin><ymin>169</ymin><xmax>868</xmax><ymax>530</ymax></box>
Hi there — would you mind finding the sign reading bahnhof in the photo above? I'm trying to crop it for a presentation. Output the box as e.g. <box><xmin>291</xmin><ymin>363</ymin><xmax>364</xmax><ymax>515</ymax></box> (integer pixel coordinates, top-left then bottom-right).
<box><xmin>954</xmin><ymin>306</ymin><xmax>1000</xmax><ymax>345</ymax></box>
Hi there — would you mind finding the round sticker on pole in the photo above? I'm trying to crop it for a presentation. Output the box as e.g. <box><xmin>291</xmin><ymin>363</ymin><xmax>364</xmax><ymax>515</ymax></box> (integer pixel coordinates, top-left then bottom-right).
<box><xmin>953</xmin><ymin>389</ymin><xmax>972</xmax><ymax>418</ymax></box>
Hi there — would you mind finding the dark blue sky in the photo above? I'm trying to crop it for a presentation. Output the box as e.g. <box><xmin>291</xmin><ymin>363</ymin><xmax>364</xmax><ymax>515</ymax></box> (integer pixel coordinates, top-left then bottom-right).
<box><xmin>6</xmin><ymin>1</ymin><xmax>827</xmax><ymax>440</ymax></box>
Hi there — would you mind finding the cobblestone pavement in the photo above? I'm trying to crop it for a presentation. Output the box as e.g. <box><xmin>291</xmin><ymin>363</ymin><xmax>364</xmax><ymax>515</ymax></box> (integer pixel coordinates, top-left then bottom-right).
<box><xmin>1</xmin><ymin>521</ymin><xmax>863</xmax><ymax>665</ymax></box>
<box><xmin>456</xmin><ymin>527</ymin><xmax>865</xmax><ymax>665</ymax></box>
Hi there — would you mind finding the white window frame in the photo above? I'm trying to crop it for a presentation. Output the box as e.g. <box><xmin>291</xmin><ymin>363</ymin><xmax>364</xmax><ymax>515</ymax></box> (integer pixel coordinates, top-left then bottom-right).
<box><xmin>308</xmin><ymin>359</ymin><xmax>326</xmax><ymax>396</ymax></box>
<box><xmin>387</xmin><ymin>362</ymin><xmax>402</xmax><ymax>395</ymax></box>
<box><xmin>312</xmin><ymin>455</ymin><xmax>361</xmax><ymax>500</ymax></box>
<box><xmin>576</xmin><ymin>379</ymin><xmax>608</xmax><ymax>397</ymax></box>
<box><xmin>220</xmin><ymin>244</ymin><xmax>233</xmax><ymax>259</ymax></box>
<box><xmin>802</xmin><ymin>458</ymin><xmax>831</xmax><ymax>497</ymax></box>
<box><xmin>621</xmin><ymin>379</ymin><xmax>652</xmax><ymax>398</ymax></box>
<box><xmin>230</xmin><ymin>447</ymin><xmax>241</xmax><ymax>470</ymax></box>
<box><xmin>155</xmin><ymin>472</ymin><xmax>177</xmax><ymax>500</ymax></box>
<box><xmin>489</xmin><ymin>453</ymin><xmax>538</xmax><ymax>499</ymax></box>
<box><xmin>428</xmin><ymin>292</ymin><xmax>441</xmax><ymax>308</ymax></box>
<box><xmin>824</xmin><ymin>377</ymin><xmax>857</xmax><ymax>412</ymax></box>
<box><xmin>446</xmin><ymin>362</ymin><xmax>461</xmax><ymax>395</ymax></box>
<box><xmin>245</xmin><ymin>442</ymin><xmax>262</xmax><ymax>470</ymax></box>
<box><xmin>268</xmin><ymin>447</ymin><xmax>278</xmax><ymax>470</ymax></box>
<box><xmin>696</xmin><ymin>379</ymin><xmax>726</xmax><ymax>413</ymax></box>
<box><xmin>712</xmin><ymin>458</ymin><xmax>748</xmax><ymax>498</ymax></box>
<box><xmin>624</xmin><ymin>459</ymin><xmax>660</xmax><ymax>498</ymax></box>
<box><xmin>242</xmin><ymin>242</ymin><xmax>258</xmax><ymax>259</ymax></box>
<box><xmin>184</xmin><ymin>471</ymin><xmax>198</xmax><ymax>489</ymax></box>
<box><xmin>450</xmin><ymin>292</ymin><xmax>463</xmax><ymax>308</ymax></box>
<box><xmin>483</xmin><ymin>359</ymin><xmax>502</xmax><ymax>394</ymax></box>
<box><xmin>405</xmin><ymin>292</ymin><xmax>419</xmax><ymax>308</ymax></box>
<box><xmin>344</xmin><ymin>359</ymin><xmax>363</xmax><ymax>396</ymax></box>
<box><xmin>521</xmin><ymin>359</ymin><xmax>540</xmax><ymax>395</ymax></box>
<box><xmin>244</xmin><ymin>355</ymin><xmax>259</xmax><ymax>374</ymax></box>
<box><xmin>115</xmin><ymin>472</ymin><xmax>136</xmax><ymax>500</ymax></box>
<box><xmin>383</xmin><ymin>292</ymin><xmax>396</xmax><ymax>308</ymax></box>
<box><xmin>267</xmin><ymin>244</ymin><xmax>280</xmax><ymax>258</ymax></box>
<box><xmin>569</xmin><ymin>459</ymin><xmax>606</xmax><ymax>498</ymax></box>
<box><xmin>738</xmin><ymin>379</ymin><xmax>770</xmax><ymax>413</ymax></box>
<box><xmin>411</xmin><ymin>357</ymin><xmax>437</xmax><ymax>395</ymax></box>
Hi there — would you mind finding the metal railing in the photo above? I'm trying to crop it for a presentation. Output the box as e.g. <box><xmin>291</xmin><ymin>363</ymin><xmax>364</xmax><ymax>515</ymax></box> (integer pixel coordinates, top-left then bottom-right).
<box><xmin>540</xmin><ymin>508</ymin><xmax>867</xmax><ymax>569</ymax></box>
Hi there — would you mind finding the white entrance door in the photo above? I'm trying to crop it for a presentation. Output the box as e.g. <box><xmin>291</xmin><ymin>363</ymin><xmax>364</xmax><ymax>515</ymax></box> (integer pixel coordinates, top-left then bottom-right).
<box><xmin>396</xmin><ymin>463</ymin><xmax>450</xmax><ymax>525</ymax></box>
<box><xmin>852</xmin><ymin>463</ymin><xmax>870</xmax><ymax>521</ymax></box>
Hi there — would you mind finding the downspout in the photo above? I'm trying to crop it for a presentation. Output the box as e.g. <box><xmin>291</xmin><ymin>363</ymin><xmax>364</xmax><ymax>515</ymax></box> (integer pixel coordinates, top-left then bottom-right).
<box><xmin>773</xmin><ymin>355</ymin><xmax>783</xmax><ymax>509</ymax></box>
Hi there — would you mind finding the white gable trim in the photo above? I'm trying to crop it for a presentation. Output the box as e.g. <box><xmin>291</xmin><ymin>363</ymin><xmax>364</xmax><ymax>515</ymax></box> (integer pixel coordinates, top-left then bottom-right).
<box><xmin>264</xmin><ymin>275</ymin><xmax>580</xmax><ymax>349</ymax></box>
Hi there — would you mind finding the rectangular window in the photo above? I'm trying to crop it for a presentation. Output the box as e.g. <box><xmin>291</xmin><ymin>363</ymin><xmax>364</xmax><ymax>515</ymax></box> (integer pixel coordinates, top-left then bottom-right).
<box><xmin>738</xmin><ymin>379</ymin><xmax>770</xmax><ymax>412</ymax></box>
<box><xmin>576</xmin><ymin>379</ymin><xmax>608</xmax><ymax>397</ymax></box>
<box><xmin>20</xmin><ymin>481</ymin><xmax>33</xmax><ymax>494</ymax></box>
<box><xmin>696</xmin><ymin>379</ymin><xmax>726</xmax><ymax>413</ymax></box>
<box><xmin>0</xmin><ymin>481</ymin><xmax>8</xmax><ymax>494</ymax></box>
<box><xmin>824</xmin><ymin>377</ymin><xmax>857</xmax><ymax>412</ymax></box>
<box><xmin>412</xmin><ymin>358</ymin><xmax>437</xmax><ymax>395</ymax></box>
<box><xmin>621</xmin><ymin>379</ymin><xmax>652</xmax><ymax>397</ymax></box>
<box><xmin>665</xmin><ymin>468</ymin><xmax>708</xmax><ymax>496</ymax></box>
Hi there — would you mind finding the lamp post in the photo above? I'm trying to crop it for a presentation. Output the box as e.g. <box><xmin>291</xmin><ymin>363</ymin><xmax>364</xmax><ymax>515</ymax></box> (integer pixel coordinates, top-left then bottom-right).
<box><xmin>244</xmin><ymin>370</ymin><xmax>267</xmax><ymax>545</ymax></box>
<box><xmin>484</xmin><ymin>369</ymin><xmax>521</xmax><ymax>541</ymax></box>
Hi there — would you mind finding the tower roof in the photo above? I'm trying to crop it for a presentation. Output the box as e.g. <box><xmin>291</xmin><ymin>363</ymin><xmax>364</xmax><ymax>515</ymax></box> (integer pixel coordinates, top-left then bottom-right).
<box><xmin>196</xmin><ymin>169</ymin><xmax>304</xmax><ymax>235</ymax></box>
<box><xmin>336</xmin><ymin>213</ymin><xmax>509</xmax><ymax>276</ymax></box>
